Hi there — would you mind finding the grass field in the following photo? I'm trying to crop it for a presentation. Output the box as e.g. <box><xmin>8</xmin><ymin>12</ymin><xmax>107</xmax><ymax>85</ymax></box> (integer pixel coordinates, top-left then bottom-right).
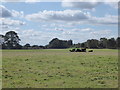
<box><xmin>2</xmin><ymin>49</ymin><xmax>118</xmax><ymax>88</ymax></box>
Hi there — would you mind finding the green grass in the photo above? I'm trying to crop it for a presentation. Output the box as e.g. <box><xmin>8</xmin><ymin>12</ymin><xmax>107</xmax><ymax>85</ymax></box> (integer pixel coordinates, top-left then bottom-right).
<box><xmin>2</xmin><ymin>49</ymin><xmax>118</xmax><ymax>88</ymax></box>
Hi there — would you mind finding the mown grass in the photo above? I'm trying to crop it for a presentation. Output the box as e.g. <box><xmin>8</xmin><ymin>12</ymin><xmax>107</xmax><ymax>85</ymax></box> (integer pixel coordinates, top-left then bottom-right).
<box><xmin>2</xmin><ymin>49</ymin><xmax>118</xmax><ymax>88</ymax></box>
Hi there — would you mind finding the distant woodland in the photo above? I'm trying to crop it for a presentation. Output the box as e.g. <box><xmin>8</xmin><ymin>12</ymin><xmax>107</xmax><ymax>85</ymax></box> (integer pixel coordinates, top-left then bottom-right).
<box><xmin>0</xmin><ymin>31</ymin><xmax>120</xmax><ymax>49</ymax></box>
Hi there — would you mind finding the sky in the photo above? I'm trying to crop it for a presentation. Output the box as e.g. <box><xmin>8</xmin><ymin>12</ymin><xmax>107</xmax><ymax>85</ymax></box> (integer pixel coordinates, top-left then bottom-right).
<box><xmin>0</xmin><ymin>0</ymin><xmax>118</xmax><ymax>45</ymax></box>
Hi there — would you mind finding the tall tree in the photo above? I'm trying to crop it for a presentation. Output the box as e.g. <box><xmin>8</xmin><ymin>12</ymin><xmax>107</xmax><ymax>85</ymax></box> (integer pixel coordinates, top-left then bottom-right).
<box><xmin>4</xmin><ymin>31</ymin><xmax>21</xmax><ymax>49</ymax></box>
<box><xmin>48</xmin><ymin>38</ymin><xmax>73</xmax><ymax>49</ymax></box>
<box><xmin>87</xmin><ymin>39</ymin><xmax>99</xmax><ymax>48</ymax></box>
<box><xmin>99</xmin><ymin>38</ymin><xmax>108</xmax><ymax>48</ymax></box>
<box><xmin>81</xmin><ymin>43</ymin><xmax>86</xmax><ymax>48</ymax></box>
<box><xmin>67</xmin><ymin>40</ymin><xmax>73</xmax><ymax>47</ymax></box>
<box><xmin>107</xmin><ymin>38</ymin><xmax>116</xmax><ymax>49</ymax></box>
<box><xmin>116</xmin><ymin>37</ymin><xmax>120</xmax><ymax>49</ymax></box>
<box><xmin>23</xmin><ymin>43</ymin><xmax>31</xmax><ymax>49</ymax></box>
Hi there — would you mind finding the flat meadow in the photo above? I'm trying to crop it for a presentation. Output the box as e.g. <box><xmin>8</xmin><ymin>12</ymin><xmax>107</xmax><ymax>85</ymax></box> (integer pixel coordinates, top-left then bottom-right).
<box><xmin>2</xmin><ymin>49</ymin><xmax>118</xmax><ymax>88</ymax></box>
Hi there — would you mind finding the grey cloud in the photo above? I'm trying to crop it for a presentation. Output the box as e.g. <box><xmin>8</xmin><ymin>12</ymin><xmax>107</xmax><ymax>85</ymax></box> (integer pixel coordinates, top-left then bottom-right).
<box><xmin>26</xmin><ymin>10</ymin><xmax>90</xmax><ymax>22</ymax></box>
<box><xmin>25</xmin><ymin>10</ymin><xmax>118</xmax><ymax>26</ymax></box>
<box><xmin>1</xmin><ymin>0</ymin><xmax>23</xmax><ymax>2</ymax></box>
<box><xmin>89</xmin><ymin>15</ymin><xmax>118</xmax><ymax>25</ymax></box>
<box><xmin>0</xmin><ymin>18</ymin><xmax>26</xmax><ymax>33</ymax></box>
<box><xmin>62</xmin><ymin>2</ymin><xmax>101</xmax><ymax>9</ymax></box>
<box><xmin>62</xmin><ymin>0</ymin><xmax>119</xmax><ymax>9</ymax></box>
<box><xmin>0</xmin><ymin>5</ymin><xmax>12</xmax><ymax>17</ymax></box>
<box><xmin>0</xmin><ymin>5</ymin><xmax>24</xmax><ymax>18</ymax></box>
<box><xmin>1</xmin><ymin>18</ymin><xmax>26</xmax><ymax>26</ymax></box>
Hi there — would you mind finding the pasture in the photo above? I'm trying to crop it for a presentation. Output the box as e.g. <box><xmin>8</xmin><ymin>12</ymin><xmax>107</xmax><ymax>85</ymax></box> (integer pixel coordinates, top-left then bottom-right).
<box><xmin>2</xmin><ymin>49</ymin><xmax>118</xmax><ymax>88</ymax></box>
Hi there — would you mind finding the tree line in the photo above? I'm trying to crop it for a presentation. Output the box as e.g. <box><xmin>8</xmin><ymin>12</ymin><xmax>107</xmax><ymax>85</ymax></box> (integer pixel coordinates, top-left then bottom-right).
<box><xmin>0</xmin><ymin>31</ymin><xmax>119</xmax><ymax>49</ymax></box>
<box><xmin>74</xmin><ymin>38</ymin><xmax>120</xmax><ymax>49</ymax></box>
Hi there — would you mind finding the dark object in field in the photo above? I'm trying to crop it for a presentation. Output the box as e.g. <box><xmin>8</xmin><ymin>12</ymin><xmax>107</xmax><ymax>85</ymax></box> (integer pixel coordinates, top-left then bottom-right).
<box><xmin>29</xmin><ymin>68</ymin><xmax>31</xmax><ymax>69</ymax></box>
<box><xmin>69</xmin><ymin>49</ymin><xmax>75</xmax><ymax>52</ymax></box>
<box><xmin>88</xmin><ymin>50</ymin><xmax>93</xmax><ymax>52</ymax></box>
<box><xmin>5</xmin><ymin>71</ymin><xmax>8</xmax><ymax>73</ymax></box>
<box><xmin>81</xmin><ymin>48</ymin><xmax>86</xmax><ymax>52</ymax></box>
<box><xmin>19</xmin><ymin>69</ymin><xmax>22</xmax><ymax>71</ymax></box>
<box><xmin>75</xmin><ymin>49</ymin><xmax>81</xmax><ymax>52</ymax></box>
<box><xmin>44</xmin><ymin>79</ymin><xmax>47</xmax><ymax>80</ymax></box>
<box><xmin>35</xmin><ymin>79</ymin><xmax>38</xmax><ymax>81</ymax></box>
<box><xmin>48</xmin><ymin>75</ymin><xmax>53</xmax><ymax>77</ymax></box>
<box><xmin>25</xmin><ymin>59</ymin><xmax>29</xmax><ymax>61</ymax></box>
<box><xmin>69</xmin><ymin>48</ymin><xmax>86</xmax><ymax>52</ymax></box>
<box><xmin>5</xmin><ymin>76</ymin><xmax>7</xmax><ymax>78</ymax></box>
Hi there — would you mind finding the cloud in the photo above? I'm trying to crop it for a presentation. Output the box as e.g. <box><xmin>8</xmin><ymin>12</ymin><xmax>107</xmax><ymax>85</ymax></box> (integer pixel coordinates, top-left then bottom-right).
<box><xmin>0</xmin><ymin>28</ymin><xmax>58</xmax><ymax>45</ymax></box>
<box><xmin>90</xmin><ymin>30</ymin><xmax>112</xmax><ymax>39</ymax></box>
<box><xmin>89</xmin><ymin>15</ymin><xmax>118</xmax><ymax>25</ymax></box>
<box><xmin>0</xmin><ymin>0</ymin><xmax>23</xmax><ymax>2</ymax></box>
<box><xmin>26</xmin><ymin>10</ymin><xmax>90</xmax><ymax>22</ymax></box>
<box><xmin>1</xmin><ymin>0</ymin><xmax>62</xmax><ymax>2</ymax></box>
<box><xmin>81</xmin><ymin>28</ymin><xmax>93</xmax><ymax>32</ymax></box>
<box><xmin>1</xmin><ymin>0</ymin><xmax>119</xmax><ymax>9</ymax></box>
<box><xmin>0</xmin><ymin>5</ymin><xmax>12</xmax><ymax>17</ymax></box>
<box><xmin>60</xmin><ymin>28</ymin><xmax>113</xmax><ymax>43</ymax></box>
<box><xmin>25</xmin><ymin>10</ymin><xmax>118</xmax><ymax>26</ymax></box>
<box><xmin>61</xmin><ymin>0</ymin><xmax>119</xmax><ymax>9</ymax></box>
<box><xmin>90</xmin><ymin>30</ymin><xmax>111</xmax><ymax>35</ymax></box>
<box><xmin>1</xmin><ymin>0</ymin><xmax>31</xmax><ymax>2</ymax></box>
<box><xmin>105</xmin><ymin>2</ymin><xmax>118</xmax><ymax>9</ymax></box>
<box><xmin>61</xmin><ymin>0</ymin><xmax>119</xmax><ymax>2</ymax></box>
<box><xmin>0</xmin><ymin>5</ymin><xmax>24</xmax><ymax>18</ymax></box>
<box><xmin>0</xmin><ymin>27</ymin><xmax>116</xmax><ymax>45</ymax></box>
<box><xmin>25</xmin><ymin>0</ymin><xmax>41</xmax><ymax>3</ymax></box>
<box><xmin>0</xmin><ymin>5</ymin><xmax>25</xmax><ymax>37</ymax></box>
<box><xmin>1</xmin><ymin>0</ymin><xmax>119</xmax><ymax>2</ymax></box>
<box><xmin>11</xmin><ymin>10</ymin><xmax>24</xmax><ymax>18</ymax></box>
<box><xmin>1</xmin><ymin>18</ymin><xmax>26</xmax><ymax>26</ymax></box>
<box><xmin>1</xmin><ymin>0</ymin><xmax>33</xmax><ymax>3</ymax></box>
<box><xmin>0</xmin><ymin>18</ymin><xmax>26</xmax><ymax>31</ymax></box>
<box><xmin>62</xmin><ymin>0</ymin><xmax>101</xmax><ymax>9</ymax></box>
<box><xmin>55</xmin><ymin>28</ymin><xmax>93</xmax><ymax>34</ymax></box>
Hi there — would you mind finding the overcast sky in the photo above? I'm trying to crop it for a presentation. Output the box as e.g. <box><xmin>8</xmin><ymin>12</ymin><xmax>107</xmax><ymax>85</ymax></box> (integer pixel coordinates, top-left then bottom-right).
<box><xmin>0</xmin><ymin>1</ymin><xmax>118</xmax><ymax>45</ymax></box>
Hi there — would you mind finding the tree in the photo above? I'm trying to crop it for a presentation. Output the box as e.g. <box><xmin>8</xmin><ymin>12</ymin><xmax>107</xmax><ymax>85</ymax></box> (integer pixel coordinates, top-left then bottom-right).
<box><xmin>0</xmin><ymin>34</ymin><xmax>5</xmax><ymax>49</ymax></box>
<box><xmin>48</xmin><ymin>38</ymin><xmax>73</xmax><ymax>49</ymax></box>
<box><xmin>0</xmin><ymin>34</ymin><xmax>5</xmax><ymax>45</ymax></box>
<box><xmin>74</xmin><ymin>43</ymin><xmax>81</xmax><ymax>48</ymax></box>
<box><xmin>87</xmin><ymin>39</ymin><xmax>99</xmax><ymax>48</ymax></box>
<box><xmin>98</xmin><ymin>38</ymin><xmax>107</xmax><ymax>48</ymax></box>
<box><xmin>23</xmin><ymin>43</ymin><xmax>31</xmax><ymax>49</ymax></box>
<box><xmin>67</xmin><ymin>40</ymin><xmax>73</xmax><ymax>47</ymax></box>
<box><xmin>48</xmin><ymin>38</ymin><xmax>60</xmax><ymax>48</ymax></box>
<box><xmin>116</xmin><ymin>37</ymin><xmax>120</xmax><ymax>49</ymax></box>
<box><xmin>107</xmin><ymin>38</ymin><xmax>116</xmax><ymax>49</ymax></box>
<box><xmin>81</xmin><ymin>43</ymin><xmax>86</xmax><ymax>48</ymax></box>
<box><xmin>39</xmin><ymin>45</ymin><xmax>45</xmax><ymax>49</ymax></box>
<box><xmin>32</xmin><ymin>45</ymin><xmax>39</xmax><ymax>49</ymax></box>
<box><xmin>4</xmin><ymin>31</ymin><xmax>21</xmax><ymax>49</ymax></box>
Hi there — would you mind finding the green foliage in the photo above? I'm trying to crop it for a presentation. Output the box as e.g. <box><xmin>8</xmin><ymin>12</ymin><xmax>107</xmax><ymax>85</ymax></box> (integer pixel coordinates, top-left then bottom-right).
<box><xmin>107</xmin><ymin>38</ymin><xmax>117</xmax><ymax>49</ymax></box>
<box><xmin>99</xmin><ymin>38</ymin><xmax>108</xmax><ymax>48</ymax></box>
<box><xmin>47</xmin><ymin>38</ymin><xmax>73</xmax><ymax>49</ymax></box>
<box><xmin>1</xmin><ymin>31</ymin><xmax>21</xmax><ymax>49</ymax></box>
<box><xmin>87</xmin><ymin>39</ymin><xmax>99</xmax><ymax>48</ymax></box>
<box><xmin>75</xmin><ymin>37</ymin><xmax>119</xmax><ymax>49</ymax></box>
<box><xmin>116</xmin><ymin>37</ymin><xmax>120</xmax><ymax>49</ymax></box>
